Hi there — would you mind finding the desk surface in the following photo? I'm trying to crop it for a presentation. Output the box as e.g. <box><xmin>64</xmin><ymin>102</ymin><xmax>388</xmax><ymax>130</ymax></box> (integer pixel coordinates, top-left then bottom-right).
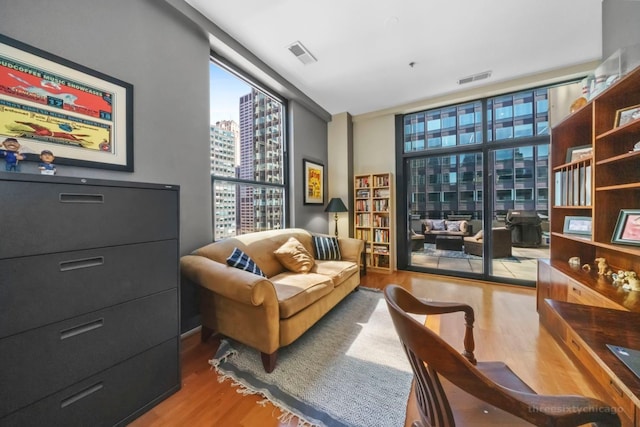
<box><xmin>546</xmin><ymin>299</ymin><xmax>640</xmax><ymax>406</ymax></box>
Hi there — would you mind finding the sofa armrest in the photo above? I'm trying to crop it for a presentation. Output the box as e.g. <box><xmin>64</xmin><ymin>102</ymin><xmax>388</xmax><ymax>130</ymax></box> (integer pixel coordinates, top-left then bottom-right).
<box><xmin>337</xmin><ymin>237</ymin><xmax>365</xmax><ymax>264</ymax></box>
<box><xmin>180</xmin><ymin>254</ymin><xmax>277</xmax><ymax>307</ymax></box>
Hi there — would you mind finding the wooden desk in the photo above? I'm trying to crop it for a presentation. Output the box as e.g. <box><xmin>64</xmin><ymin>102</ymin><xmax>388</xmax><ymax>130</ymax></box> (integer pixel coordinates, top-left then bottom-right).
<box><xmin>542</xmin><ymin>299</ymin><xmax>640</xmax><ymax>426</ymax></box>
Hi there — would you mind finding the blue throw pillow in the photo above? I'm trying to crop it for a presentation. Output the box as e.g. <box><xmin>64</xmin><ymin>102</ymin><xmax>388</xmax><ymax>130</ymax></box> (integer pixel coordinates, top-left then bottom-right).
<box><xmin>313</xmin><ymin>235</ymin><xmax>342</xmax><ymax>260</ymax></box>
<box><xmin>226</xmin><ymin>247</ymin><xmax>266</xmax><ymax>277</ymax></box>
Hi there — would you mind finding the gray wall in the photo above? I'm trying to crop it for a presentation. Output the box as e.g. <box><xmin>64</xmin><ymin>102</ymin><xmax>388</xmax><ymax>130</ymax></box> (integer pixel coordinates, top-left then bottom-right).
<box><xmin>603</xmin><ymin>0</ymin><xmax>640</xmax><ymax>59</ymax></box>
<box><xmin>289</xmin><ymin>100</ymin><xmax>329</xmax><ymax>233</ymax></box>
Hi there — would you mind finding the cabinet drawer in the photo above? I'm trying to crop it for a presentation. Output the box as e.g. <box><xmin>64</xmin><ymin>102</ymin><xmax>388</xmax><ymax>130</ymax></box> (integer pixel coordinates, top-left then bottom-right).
<box><xmin>0</xmin><ymin>181</ymin><xmax>178</xmax><ymax>258</ymax></box>
<box><xmin>567</xmin><ymin>281</ymin><xmax>623</xmax><ymax>310</ymax></box>
<box><xmin>565</xmin><ymin>329</ymin><xmax>636</xmax><ymax>422</ymax></box>
<box><xmin>0</xmin><ymin>240</ymin><xmax>178</xmax><ymax>338</ymax></box>
<box><xmin>0</xmin><ymin>290</ymin><xmax>178</xmax><ymax>418</ymax></box>
<box><xmin>0</xmin><ymin>338</ymin><xmax>179</xmax><ymax>426</ymax></box>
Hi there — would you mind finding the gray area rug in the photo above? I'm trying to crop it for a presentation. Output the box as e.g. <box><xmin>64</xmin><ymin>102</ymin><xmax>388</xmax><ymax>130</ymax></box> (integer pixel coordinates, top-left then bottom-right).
<box><xmin>210</xmin><ymin>287</ymin><xmax>417</xmax><ymax>427</ymax></box>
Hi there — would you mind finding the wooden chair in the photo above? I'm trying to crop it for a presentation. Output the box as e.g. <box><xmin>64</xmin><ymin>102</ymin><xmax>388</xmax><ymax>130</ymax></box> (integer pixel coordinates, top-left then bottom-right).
<box><xmin>383</xmin><ymin>284</ymin><xmax>621</xmax><ymax>427</ymax></box>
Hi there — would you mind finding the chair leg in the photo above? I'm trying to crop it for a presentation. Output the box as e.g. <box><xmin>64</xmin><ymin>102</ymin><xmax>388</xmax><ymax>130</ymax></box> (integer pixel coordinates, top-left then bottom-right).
<box><xmin>261</xmin><ymin>351</ymin><xmax>277</xmax><ymax>373</ymax></box>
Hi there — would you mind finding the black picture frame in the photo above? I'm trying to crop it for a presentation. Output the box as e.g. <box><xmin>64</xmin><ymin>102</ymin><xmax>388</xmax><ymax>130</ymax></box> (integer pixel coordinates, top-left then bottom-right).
<box><xmin>0</xmin><ymin>34</ymin><xmax>133</xmax><ymax>171</ymax></box>
<box><xmin>303</xmin><ymin>159</ymin><xmax>324</xmax><ymax>205</ymax></box>
<box><xmin>612</xmin><ymin>209</ymin><xmax>640</xmax><ymax>246</ymax></box>
<box><xmin>563</xmin><ymin>216</ymin><xmax>592</xmax><ymax>236</ymax></box>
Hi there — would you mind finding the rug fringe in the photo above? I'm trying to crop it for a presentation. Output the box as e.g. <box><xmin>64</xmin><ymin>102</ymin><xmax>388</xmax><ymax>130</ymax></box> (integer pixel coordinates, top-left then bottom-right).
<box><xmin>209</xmin><ymin>348</ymin><xmax>322</xmax><ymax>427</ymax></box>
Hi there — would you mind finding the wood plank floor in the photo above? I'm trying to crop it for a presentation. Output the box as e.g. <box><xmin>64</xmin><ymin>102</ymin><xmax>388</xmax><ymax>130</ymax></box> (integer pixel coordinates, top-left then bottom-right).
<box><xmin>130</xmin><ymin>270</ymin><xmax>607</xmax><ymax>426</ymax></box>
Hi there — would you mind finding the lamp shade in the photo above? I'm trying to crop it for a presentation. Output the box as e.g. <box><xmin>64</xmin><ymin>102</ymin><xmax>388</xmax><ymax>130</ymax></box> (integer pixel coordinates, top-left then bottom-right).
<box><xmin>324</xmin><ymin>197</ymin><xmax>348</xmax><ymax>213</ymax></box>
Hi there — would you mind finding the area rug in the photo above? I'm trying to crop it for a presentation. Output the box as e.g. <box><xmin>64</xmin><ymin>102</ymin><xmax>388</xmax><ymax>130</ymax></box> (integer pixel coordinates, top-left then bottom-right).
<box><xmin>210</xmin><ymin>287</ymin><xmax>418</xmax><ymax>427</ymax></box>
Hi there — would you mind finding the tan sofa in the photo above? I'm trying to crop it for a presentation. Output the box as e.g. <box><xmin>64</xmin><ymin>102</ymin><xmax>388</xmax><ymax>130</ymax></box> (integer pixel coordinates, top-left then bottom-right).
<box><xmin>180</xmin><ymin>228</ymin><xmax>364</xmax><ymax>372</ymax></box>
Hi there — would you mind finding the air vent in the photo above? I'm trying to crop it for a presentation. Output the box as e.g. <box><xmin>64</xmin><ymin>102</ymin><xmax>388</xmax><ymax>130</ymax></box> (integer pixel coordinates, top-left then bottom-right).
<box><xmin>457</xmin><ymin>70</ymin><xmax>492</xmax><ymax>85</ymax></box>
<box><xmin>287</xmin><ymin>41</ymin><xmax>317</xmax><ymax>65</ymax></box>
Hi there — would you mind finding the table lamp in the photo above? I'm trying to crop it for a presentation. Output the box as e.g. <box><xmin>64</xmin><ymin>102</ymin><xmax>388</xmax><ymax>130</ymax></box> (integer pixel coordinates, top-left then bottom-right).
<box><xmin>325</xmin><ymin>198</ymin><xmax>348</xmax><ymax>237</ymax></box>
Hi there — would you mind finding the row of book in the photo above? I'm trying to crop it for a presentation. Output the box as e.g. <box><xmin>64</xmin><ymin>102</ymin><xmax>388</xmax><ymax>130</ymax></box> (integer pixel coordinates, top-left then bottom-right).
<box><xmin>554</xmin><ymin>164</ymin><xmax>591</xmax><ymax>206</ymax></box>
<box><xmin>355</xmin><ymin>200</ymin><xmax>370</xmax><ymax>212</ymax></box>
<box><xmin>355</xmin><ymin>228</ymin><xmax>371</xmax><ymax>241</ymax></box>
<box><xmin>355</xmin><ymin>177</ymin><xmax>370</xmax><ymax>188</ymax></box>
<box><xmin>373</xmin><ymin>229</ymin><xmax>390</xmax><ymax>243</ymax></box>
<box><xmin>373</xmin><ymin>199</ymin><xmax>389</xmax><ymax>212</ymax></box>
<box><xmin>373</xmin><ymin>214</ymin><xmax>389</xmax><ymax>227</ymax></box>
<box><xmin>355</xmin><ymin>213</ymin><xmax>371</xmax><ymax>227</ymax></box>
<box><xmin>356</xmin><ymin>189</ymin><xmax>370</xmax><ymax>198</ymax></box>
<box><xmin>373</xmin><ymin>175</ymin><xmax>390</xmax><ymax>187</ymax></box>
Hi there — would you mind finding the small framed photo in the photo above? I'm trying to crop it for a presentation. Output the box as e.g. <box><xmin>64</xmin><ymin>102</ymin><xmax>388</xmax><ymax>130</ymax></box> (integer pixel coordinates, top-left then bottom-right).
<box><xmin>565</xmin><ymin>145</ymin><xmax>592</xmax><ymax>163</ymax></box>
<box><xmin>563</xmin><ymin>216</ymin><xmax>592</xmax><ymax>236</ymax></box>
<box><xmin>614</xmin><ymin>104</ymin><xmax>640</xmax><ymax>128</ymax></box>
<box><xmin>612</xmin><ymin>209</ymin><xmax>640</xmax><ymax>246</ymax></box>
<box><xmin>303</xmin><ymin>159</ymin><xmax>324</xmax><ymax>205</ymax></box>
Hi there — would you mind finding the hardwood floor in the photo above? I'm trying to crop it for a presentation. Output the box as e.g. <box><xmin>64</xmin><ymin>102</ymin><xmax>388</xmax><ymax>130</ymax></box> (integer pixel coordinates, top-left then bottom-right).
<box><xmin>130</xmin><ymin>270</ymin><xmax>606</xmax><ymax>427</ymax></box>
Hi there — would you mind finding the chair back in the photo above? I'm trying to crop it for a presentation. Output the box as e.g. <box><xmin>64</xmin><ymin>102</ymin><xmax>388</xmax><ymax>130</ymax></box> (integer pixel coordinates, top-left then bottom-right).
<box><xmin>383</xmin><ymin>284</ymin><xmax>621</xmax><ymax>427</ymax></box>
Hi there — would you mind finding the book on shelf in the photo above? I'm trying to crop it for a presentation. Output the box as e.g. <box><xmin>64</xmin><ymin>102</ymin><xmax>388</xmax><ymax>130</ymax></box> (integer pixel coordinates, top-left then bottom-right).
<box><xmin>585</xmin><ymin>165</ymin><xmax>591</xmax><ymax>205</ymax></box>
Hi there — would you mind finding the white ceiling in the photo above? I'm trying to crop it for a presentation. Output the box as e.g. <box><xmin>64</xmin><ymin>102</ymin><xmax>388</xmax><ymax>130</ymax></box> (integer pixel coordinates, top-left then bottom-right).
<box><xmin>187</xmin><ymin>0</ymin><xmax>603</xmax><ymax>116</ymax></box>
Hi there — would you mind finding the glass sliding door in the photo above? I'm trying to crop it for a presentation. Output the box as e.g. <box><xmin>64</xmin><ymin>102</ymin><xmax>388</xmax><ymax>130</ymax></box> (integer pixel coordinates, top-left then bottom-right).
<box><xmin>408</xmin><ymin>152</ymin><xmax>483</xmax><ymax>276</ymax></box>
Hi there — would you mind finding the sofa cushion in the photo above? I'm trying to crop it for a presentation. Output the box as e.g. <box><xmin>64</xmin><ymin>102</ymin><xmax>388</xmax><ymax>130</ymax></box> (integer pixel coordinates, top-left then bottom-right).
<box><xmin>446</xmin><ymin>221</ymin><xmax>462</xmax><ymax>232</ymax></box>
<box><xmin>431</xmin><ymin>220</ymin><xmax>446</xmax><ymax>231</ymax></box>
<box><xmin>313</xmin><ymin>235</ymin><xmax>341</xmax><ymax>260</ymax></box>
<box><xmin>312</xmin><ymin>260</ymin><xmax>359</xmax><ymax>287</ymax></box>
<box><xmin>271</xmin><ymin>272</ymin><xmax>334</xmax><ymax>318</ymax></box>
<box><xmin>274</xmin><ymin>237</ymin><xmax>315</xmax><ymax>273</ymax></box>
<box><xmin>226</xmin><ymin>247</ymin><xmax>266</xmax><ymax>277</ymax></box>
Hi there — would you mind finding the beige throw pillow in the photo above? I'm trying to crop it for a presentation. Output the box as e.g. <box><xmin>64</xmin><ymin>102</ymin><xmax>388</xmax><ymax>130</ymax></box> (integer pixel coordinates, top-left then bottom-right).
<box><xmin>274</xmin><ymin>237</ymin><xmax>315</xmax><ymax>273</ymax></box>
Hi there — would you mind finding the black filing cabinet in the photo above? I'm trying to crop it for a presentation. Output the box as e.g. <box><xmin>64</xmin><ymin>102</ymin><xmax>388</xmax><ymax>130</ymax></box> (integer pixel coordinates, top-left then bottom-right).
<box><xmin>0</xmin><ymin>172</ymin><xmax>180</xmax><ymax>426</ymax></box>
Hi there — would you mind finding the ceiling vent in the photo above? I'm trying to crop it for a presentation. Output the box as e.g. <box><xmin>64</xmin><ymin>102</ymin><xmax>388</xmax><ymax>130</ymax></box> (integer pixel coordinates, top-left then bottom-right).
<box><xmin>457</xmin><ymin>70</ymin><xmax>492</xmax><ymax>85</ymax></box>
<box><xmin>287</xmin><ymin>41</ymin><xmax>317</xmax><ymax>65</ymax></box>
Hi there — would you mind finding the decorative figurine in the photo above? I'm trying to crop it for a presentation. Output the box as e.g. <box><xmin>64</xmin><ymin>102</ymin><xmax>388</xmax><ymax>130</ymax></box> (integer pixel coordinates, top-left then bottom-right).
<box><xmin>0</xmin><ymin>138</ymin><xmax>25</xmax><ymax>172</ymax></box>
<box><xmin>38</xmin><ymin>150</ymin><xmax>56</xmax><ymax>175</ymax></box>
<box><xmin>594</xmin><ymin>257</ymin><xmax>610</xmax><ymax>275</ymax></box>
<box><xmin>626</xmin><ymin>272</ymin><xmax>640</xmax><ymax>291</ymax></box>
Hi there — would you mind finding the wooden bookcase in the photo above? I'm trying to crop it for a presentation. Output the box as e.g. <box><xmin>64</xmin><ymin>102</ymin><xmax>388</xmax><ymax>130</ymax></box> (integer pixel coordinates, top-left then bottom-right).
<box><xmin>538</xmin><ymin>66</ymin><xmax>640</xmax><ymax>426</ymax></box>
<box><xmin>354</xmin><ymin>172</ymin><xmax>394</xmax><ymax>273</ymax></box>
<box><xmin>549</xmin><ymin>65</ymin><xmax>640</xmax><ymax>276</ymax></box>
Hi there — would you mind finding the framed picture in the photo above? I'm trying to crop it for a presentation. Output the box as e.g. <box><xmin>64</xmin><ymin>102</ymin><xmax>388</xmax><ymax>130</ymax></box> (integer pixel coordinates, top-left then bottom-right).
<box><xmin>612</xmin><ymin>209</ymin><xmax>640</xmax><ymax>246</ymax></box>
<box><xmin>565</xmin><ymin>145</ymin><xmax>592</xmax><ymax>163</ymax></box>
<box><xmin>303</xmin><ymin>159</ymin><xmax>324</xmax><ymax>205</ymax></box>
<box><xmin>563</xmin><ymin>216</ymin><xmax>592</xmax><ymax>236</ymax></box>
<box><xmin>614</xmin><ymin>104</ymin><xmax>640</xmax><ymax>128</ymax></box>
<box><xmin>0</xmin><ymin>34</ymin><xmax>133</xmax><ymax>171</ymax></box>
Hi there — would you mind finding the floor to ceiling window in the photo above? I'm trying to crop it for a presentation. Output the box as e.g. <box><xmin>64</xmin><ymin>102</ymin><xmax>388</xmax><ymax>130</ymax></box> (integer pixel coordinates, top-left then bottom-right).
<box><xmin>398</xmin><ymin>86</ymin><xmax>555</xmax><ymax>285</ymax></box>
<box><xmin>209</xmin><ymin>57</ymin><xmax>287</xmax><ymax>240</ymax></box>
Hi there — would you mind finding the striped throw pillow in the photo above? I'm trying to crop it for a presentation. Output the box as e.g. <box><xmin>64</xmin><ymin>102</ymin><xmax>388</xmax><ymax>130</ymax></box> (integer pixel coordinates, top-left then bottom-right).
<box><xmin>226</xmin><ymin>247</ymin><xmax>266</xmax><ymax>277</ymax></box>
<box><xmin>312</xmin><ymin>235</ymin><xmax>342</xmax><ymax>260</ymax></box>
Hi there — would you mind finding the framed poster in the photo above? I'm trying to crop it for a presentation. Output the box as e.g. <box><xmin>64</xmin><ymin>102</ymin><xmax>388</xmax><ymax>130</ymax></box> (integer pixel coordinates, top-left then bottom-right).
<box><xmin>303</xmin><ymin>159</ymin><xmax>324</xmax><ymax>205</ymax></box>
<box><xmin>612</xmin><ymin>209</ymin><xmax>640</xmax><ymax>246</ymax></box>
<box><xmin>0</xmin><ymin>34</ymin><xmax>133</xmax><ymax>171</ymax></box>
<box><xmin>614</xmin><ymin>104</ymin><xmax>640</xmax><ymax>128</ymax></box>
<box><xmin>565</xmin><ymin>145</ymin><xmax>592</xmax><ymax>163</ymax></box>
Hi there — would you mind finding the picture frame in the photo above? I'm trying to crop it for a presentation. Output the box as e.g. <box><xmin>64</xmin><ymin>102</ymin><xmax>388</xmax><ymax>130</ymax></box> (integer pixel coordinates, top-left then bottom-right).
<box><xmin>611</xmin><ymin>209</ymin><xmax>640</xmax><ymax>246</ymax></box>
<box><xmin>565</xmin><ymin>145</ymin><xmax>592</xmax><ymax>163</ymax></box>
<box><xmin>563</xmin><ymin>216</ymin><xmax>592</xmax><ymax>236</ymax></box>
<box><xmin>303</xmin><ymin>159</ymin><xmax>324</xmax><ymax>205</ymax></box>
<box><xmin>0</xmin><ymin>34</ymin><xmax>133</xmax><ymax>171</ymax></box>
<box><xmin>614</xmin><ymin>104</ymin><xmax>640</xmax><ymax>128</ymax></box>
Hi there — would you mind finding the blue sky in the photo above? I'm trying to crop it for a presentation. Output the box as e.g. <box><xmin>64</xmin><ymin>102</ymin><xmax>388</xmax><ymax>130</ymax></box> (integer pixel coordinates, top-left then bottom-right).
<box><xmin>209</xmin><ymin>62</ymin><xmax>250</xmax><ymax>125</ymax></box>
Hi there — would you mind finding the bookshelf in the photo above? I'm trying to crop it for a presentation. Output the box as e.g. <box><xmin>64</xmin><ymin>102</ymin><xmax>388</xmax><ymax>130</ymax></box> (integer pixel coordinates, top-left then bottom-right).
<box><xmin>549</xmin><ymin>65</ymin><xmax>640</xmax><ymax>275</ymax></box>
<box><xmin>354</xmin><ymin>172</ymin><xmax>394</xmax><ymax>273</ymax></box>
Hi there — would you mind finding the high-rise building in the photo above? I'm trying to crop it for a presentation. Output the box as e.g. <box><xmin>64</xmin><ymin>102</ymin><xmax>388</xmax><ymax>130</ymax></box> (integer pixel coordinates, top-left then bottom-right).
<box><xmin>238</xmin><ymin>89</ymin><xmax>284</xmax><ymax>233</ymax></box>
<box><xmin>210</xmin><ymin>121</ymin><xmax>238</xmax><ymax>240</ymax></box>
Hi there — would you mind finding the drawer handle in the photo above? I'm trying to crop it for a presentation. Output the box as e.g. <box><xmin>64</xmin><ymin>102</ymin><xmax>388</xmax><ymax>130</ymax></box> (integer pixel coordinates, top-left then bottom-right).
<box><xmin>609</xmin><ymin>379</ymin><xmax>623</xmax><ymax>397</ymax></box>
<box><xmin>60</xmin><ymin>319</ymin><xmax>104</xmax><ymax>340</ymax></box>
<box><xmin>571</xmin><ymin>287</ymin><xmax>581</xmax><ymax>296</ymax></box>
<box><xmin>61</xmin><ymin>382</ymin><xmax>104</xmax><ymax>408</ymax></box>
<box><xmin>59</xmin><ymin>193</ymin><xmax>104</xmax><ymax>203</ymax></box>
<box><xmin>59</xmin><ymin>256</ymin><xmax>104</xmax><ymax>272</ymax></box>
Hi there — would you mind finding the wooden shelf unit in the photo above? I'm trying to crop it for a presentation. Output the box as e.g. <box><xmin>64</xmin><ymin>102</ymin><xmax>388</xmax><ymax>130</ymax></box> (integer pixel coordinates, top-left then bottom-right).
<box><xmin>539</xmin><ymin>65</ymin><xmax>640</xmax><ymax>426</ymax></box>
<box><xmin>354</xmin><ymin>172</ymin><xmax>394</xmax><ymax>273</ymax></box>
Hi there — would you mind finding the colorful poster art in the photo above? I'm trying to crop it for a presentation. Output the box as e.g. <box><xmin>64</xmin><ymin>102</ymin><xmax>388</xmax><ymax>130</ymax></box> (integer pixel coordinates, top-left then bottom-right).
<box><xmin>0</xmin><ymin>35</ymin><xmax>133</xmax><ymax>171</ymax></box>
<box><xmin>303</xmin><ymin>159</ymin><xmax>324</xmax><ymax>205</ymax></box>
